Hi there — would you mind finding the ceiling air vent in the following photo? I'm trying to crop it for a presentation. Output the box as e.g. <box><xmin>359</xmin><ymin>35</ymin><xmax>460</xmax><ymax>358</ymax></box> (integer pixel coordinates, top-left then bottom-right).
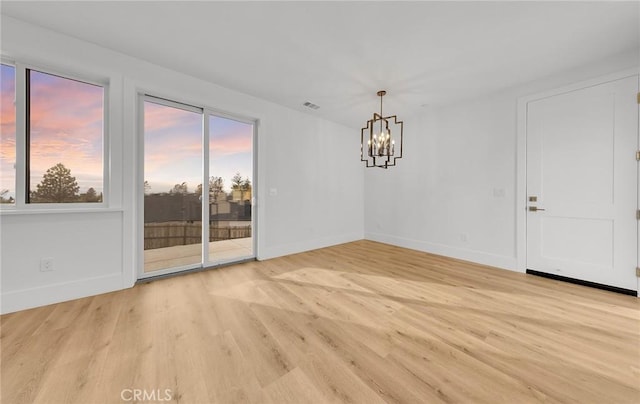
<box><xmin>303</xmin><ymin>101</ymin><xmax>320</xmax><ymax>110</ymax></box>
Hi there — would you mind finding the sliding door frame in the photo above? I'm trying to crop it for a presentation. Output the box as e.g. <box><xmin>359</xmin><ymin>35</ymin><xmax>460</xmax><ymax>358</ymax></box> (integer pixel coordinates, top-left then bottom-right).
<box><xmin>137</xmin><ymin>93</ymin><xmax>257</xmax><ymax>280</ymax></box>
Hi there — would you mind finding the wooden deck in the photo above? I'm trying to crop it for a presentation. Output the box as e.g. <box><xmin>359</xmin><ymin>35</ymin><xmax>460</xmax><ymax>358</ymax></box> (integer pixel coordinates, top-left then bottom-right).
<box><xmin>144</xmin><ymin>237</ymin><xmax>253</xmax><ymax>272</ymax></box>
<box><xmin>2</xmin><ymin>240</ymin><xmax>639</xmax><ymax>403</ymax></box>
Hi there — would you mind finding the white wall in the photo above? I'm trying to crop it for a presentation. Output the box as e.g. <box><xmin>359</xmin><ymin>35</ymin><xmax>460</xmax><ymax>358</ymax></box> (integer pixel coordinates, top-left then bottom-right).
<box><xmin>1</xmin><ymin>212</ymin><xmax>124</xmax><ymax>312</ymax></box>
<box><xmin>365</xmin><ymin>51</ymin><xmax>639</xmax><ymax>271</ymax></box>
<box><xmin>0</xmin><ymin>16</ymin><xmax>364</xmax><ymax>314</ymax></box>
<box><xmin>2</xmin><ymin>16</ymin><xmax>636</xmax><ymax>314</ymax></box>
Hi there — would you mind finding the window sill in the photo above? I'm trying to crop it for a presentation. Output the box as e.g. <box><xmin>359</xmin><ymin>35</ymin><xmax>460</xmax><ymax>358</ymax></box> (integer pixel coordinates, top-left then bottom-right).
<box><xmin>0</xmin><ymin>207</ymin><xmax>124</xmax><ymax>216</ymax></box>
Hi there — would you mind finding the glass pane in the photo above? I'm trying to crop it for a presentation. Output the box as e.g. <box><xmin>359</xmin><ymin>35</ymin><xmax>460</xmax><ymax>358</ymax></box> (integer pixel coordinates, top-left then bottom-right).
<box><xmin>28</xmin><ymin>70</ymin><xmax>104</xmax><ymax>203</ymax></box>
<box><xmin>208</xmin><ymin>115</ymin><xmax>253</xmax><ymax>262</ymax></box>
<box><xmin>0</xmin><ymin>64</ymin><xmax>16</xmax><ymax>204</ymax></box>
<box><xmin>143</xmin><ymin>100</ymin><xmax>202</xmax><ymax>273</ymax></box>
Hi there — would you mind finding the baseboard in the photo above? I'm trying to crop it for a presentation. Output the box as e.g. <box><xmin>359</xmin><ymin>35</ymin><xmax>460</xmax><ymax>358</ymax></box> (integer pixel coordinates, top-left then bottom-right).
<box><xmin>526</xmin><ymin>269</ymin><xmax>637</xmax><ymax>296</ymax></box>
<box><xmin>364</xmin><ymin>232</ymin><xmax>519</xmax><ymax>272</ymax></box>
<box><xmin>1</xmin><ymin>273</ymin><xmax>124</xmax><ymax>314</ymax></box>
<box><xmin>257</xmin><ymin>232</ymin><xmax>364</xmax><ymax>261</ymax></box>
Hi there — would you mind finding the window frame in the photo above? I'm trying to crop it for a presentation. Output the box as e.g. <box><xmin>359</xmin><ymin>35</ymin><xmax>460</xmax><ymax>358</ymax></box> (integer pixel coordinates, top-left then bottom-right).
<box><xmin>0</xmin><ymin>61</ymin><xmax>17</xmax><ymax>206</ymax></box>
<box><xmin>0</xmin><ymin>58</ymin><xmax>110</xmax><ymax>211</ymax></box>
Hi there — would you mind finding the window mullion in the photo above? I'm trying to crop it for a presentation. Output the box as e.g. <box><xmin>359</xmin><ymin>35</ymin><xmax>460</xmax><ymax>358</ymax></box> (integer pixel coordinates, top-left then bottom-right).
<box><xmin>14</xmin><ymin>64</ymin><xmax>26</xmax><ymax>208</ymax></box>
<box><xmin>202</xmin><ymin>113</ymin><xmax>210</xmax><ymax>265</ymax></box>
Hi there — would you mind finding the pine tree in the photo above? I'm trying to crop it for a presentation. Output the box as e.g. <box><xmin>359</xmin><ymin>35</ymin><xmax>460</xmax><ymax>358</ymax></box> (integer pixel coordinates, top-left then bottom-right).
<box><xmin>231</xmin><ymin>172</ymin><xmax>243</xmax><ymax>190</ymax></box>
<box><xmin>83</xmin><ymin>187</ymin><xmax>100</xmax><ymax>202</ymax></box>
<box><xmin>33</xmin><ymin>163</ymin><xmax>80</xmax><ymax>203</ymax></box>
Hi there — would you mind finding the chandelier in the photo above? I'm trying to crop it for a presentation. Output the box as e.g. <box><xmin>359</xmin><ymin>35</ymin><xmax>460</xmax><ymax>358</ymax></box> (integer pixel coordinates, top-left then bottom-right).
<box><xmin>360</xmin><ymin>90</ymin><xmax>403</xmax><ymax>168</ymax></box>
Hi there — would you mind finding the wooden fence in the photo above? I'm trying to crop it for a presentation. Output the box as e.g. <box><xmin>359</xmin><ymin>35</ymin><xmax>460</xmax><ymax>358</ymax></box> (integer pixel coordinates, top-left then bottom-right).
<box><xmin>144</xmin><ymin>222</ymin><xmax>251</xmax><ymax>250</ymax></box>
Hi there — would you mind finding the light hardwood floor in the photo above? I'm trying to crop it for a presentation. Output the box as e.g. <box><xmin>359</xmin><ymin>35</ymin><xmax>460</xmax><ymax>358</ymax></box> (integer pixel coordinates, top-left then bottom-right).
<box><xmin>2</xmin><ymin>240</ymin><xmax>639</xmax><ymax>403</ymax></box>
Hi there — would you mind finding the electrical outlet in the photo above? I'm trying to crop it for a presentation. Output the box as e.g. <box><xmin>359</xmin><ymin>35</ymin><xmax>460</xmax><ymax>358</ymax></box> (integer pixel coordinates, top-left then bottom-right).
<box><xmin>40</xmin><ymin>258</ymin><xmax>54</xmax><ymax>272</ymax></box>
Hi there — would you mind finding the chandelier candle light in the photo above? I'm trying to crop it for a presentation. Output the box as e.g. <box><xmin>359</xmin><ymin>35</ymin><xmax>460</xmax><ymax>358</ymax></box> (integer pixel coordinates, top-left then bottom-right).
<box><xmin>361</xmin><ymin>90</ymin><xmax>403</xmax><ymax>168</ymax></box>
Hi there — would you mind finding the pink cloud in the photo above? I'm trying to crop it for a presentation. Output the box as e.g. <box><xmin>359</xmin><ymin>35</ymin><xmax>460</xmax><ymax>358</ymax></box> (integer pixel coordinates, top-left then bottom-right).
<box><xmin>29</xmin><ymin>74</ymin><xmax>103</xmax><ymax>143</ymax></box>
<box><xmin>30</xmin><ymin>136</ymin><xmax>102</xmax><ymax>175</ymax></box>
<box><xmin>0</xmin><ymin>136</ymin><xmax>16</xmax><ymax>161</ymax></box>
<box><xmin>144</xmin><ymin>102</ymin><xmax>252</xmax><ymax>156</ymax></box>
<box><xmin>144</xmin><ymin>137</ymin><xmax>201</xmax><ymax>176</ymax></box>
<box><xmin>143</xmin><ymin>102</ymin><xmax>202</xmax><ymax>178</ymax></box>
<box><xmin>26</xmin><ymin>71</ymin><xmax>104</xmax><ymax>190</ymax></box>
<box><xmin>1</xmin><ymin>94</ymin><xmax>16</xmax><ymax>127</ymax></box>
<box><xmin>1</xmin><ymin>80</ymin><xmax>17</xmax><ymax>164</ymax></box>
<box><xmin>144</xmin><ymin>101</ymin><xmax>199</xmax><ymax>132</ymax></box>
<box><xmin>210</xmin><ymin>135</ymin><xmax>252</xmax><ymax>156</ymax></box>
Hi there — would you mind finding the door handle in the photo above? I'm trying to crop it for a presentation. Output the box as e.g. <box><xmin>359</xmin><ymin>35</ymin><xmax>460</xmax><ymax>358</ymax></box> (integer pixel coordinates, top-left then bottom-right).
<box><xmin>528</xmin><ymin>206</ymin><xmax>546</xmax><ymax>212</ymax></box>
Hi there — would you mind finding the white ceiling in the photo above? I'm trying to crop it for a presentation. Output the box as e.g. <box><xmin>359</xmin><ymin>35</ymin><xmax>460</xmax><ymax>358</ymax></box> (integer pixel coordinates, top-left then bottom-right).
<box><xmin>2</xmin><ymin>1</ymin><xmax>638</xmax><ymax>128</ymax></box>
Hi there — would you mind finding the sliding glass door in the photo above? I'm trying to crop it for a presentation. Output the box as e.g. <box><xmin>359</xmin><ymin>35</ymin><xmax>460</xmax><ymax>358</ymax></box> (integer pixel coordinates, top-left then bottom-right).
<box><xmin>207</xmin><ymin>115</ymin><xmax>254</xmax><ymax>264</ymax></box>
<box><xmin>142</xmin><ymin>98</ymin><xmax>203</xmax><ymax>273</ymax></box>
<box><xmin>141</xmin><ymin>96</ymin><xmax>254</xmax><ymax>277</ymax></box>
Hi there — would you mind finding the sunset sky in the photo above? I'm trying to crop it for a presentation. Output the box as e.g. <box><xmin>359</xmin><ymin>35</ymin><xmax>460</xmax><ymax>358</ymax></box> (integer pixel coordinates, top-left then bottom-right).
<box><xmin>0</xmin><ymin>64</ymin><xmax>16</xmax><ymax>198</ymax></box>
<box><xmin>144</xmin><ymin>100</ymin><xmax>252</xmax><ymax>194</ymax></box>
<box><xmin>0</xmin><ymin>64</ymin><xmax>252</xmax><ymax>201</ymax></box>
<box><xmin>28</xmin><ymin>69</ymin><xmax>104</xmax><ymax>195</ymax></box>
<box><xmin>209</xmin><ymin>114</ymin><xmax>253</xmax><ymax>192</ymax></box>
<box><xmin>0</xmin><ymin>65</ymin><xmax>103</xmax><ymax>199</ymax></box>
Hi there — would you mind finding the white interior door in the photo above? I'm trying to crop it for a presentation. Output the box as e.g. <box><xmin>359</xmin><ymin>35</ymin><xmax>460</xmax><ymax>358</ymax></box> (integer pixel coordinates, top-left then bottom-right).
<box><xmin>526</xmin><ymin>75</ymin><xmax>638</xmax><ymax>292</ymax></box>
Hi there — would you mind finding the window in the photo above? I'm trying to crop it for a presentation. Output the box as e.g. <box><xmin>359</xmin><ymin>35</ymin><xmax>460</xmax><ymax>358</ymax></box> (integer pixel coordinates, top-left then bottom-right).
<box><xmin>27</xmin><ymin>70</ymin><xmax>104</xmax><ymax>203</ymax></box>
<box><xmin>0</xmin><ymin>64</ymin><xmax>16</xmax><ymax>204</ymax></box>
<box><xmin>0</xmin><ymin>61</ymin><xmax>107</xmax><ymax>208</ymax></box>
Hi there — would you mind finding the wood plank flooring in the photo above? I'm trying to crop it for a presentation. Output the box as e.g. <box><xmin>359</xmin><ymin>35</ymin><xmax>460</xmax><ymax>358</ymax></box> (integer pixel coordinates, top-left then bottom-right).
<box><xmin>2</xmin><ymin>240</ymin><xmax>639</xmax><ymax>403</ymax></box>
